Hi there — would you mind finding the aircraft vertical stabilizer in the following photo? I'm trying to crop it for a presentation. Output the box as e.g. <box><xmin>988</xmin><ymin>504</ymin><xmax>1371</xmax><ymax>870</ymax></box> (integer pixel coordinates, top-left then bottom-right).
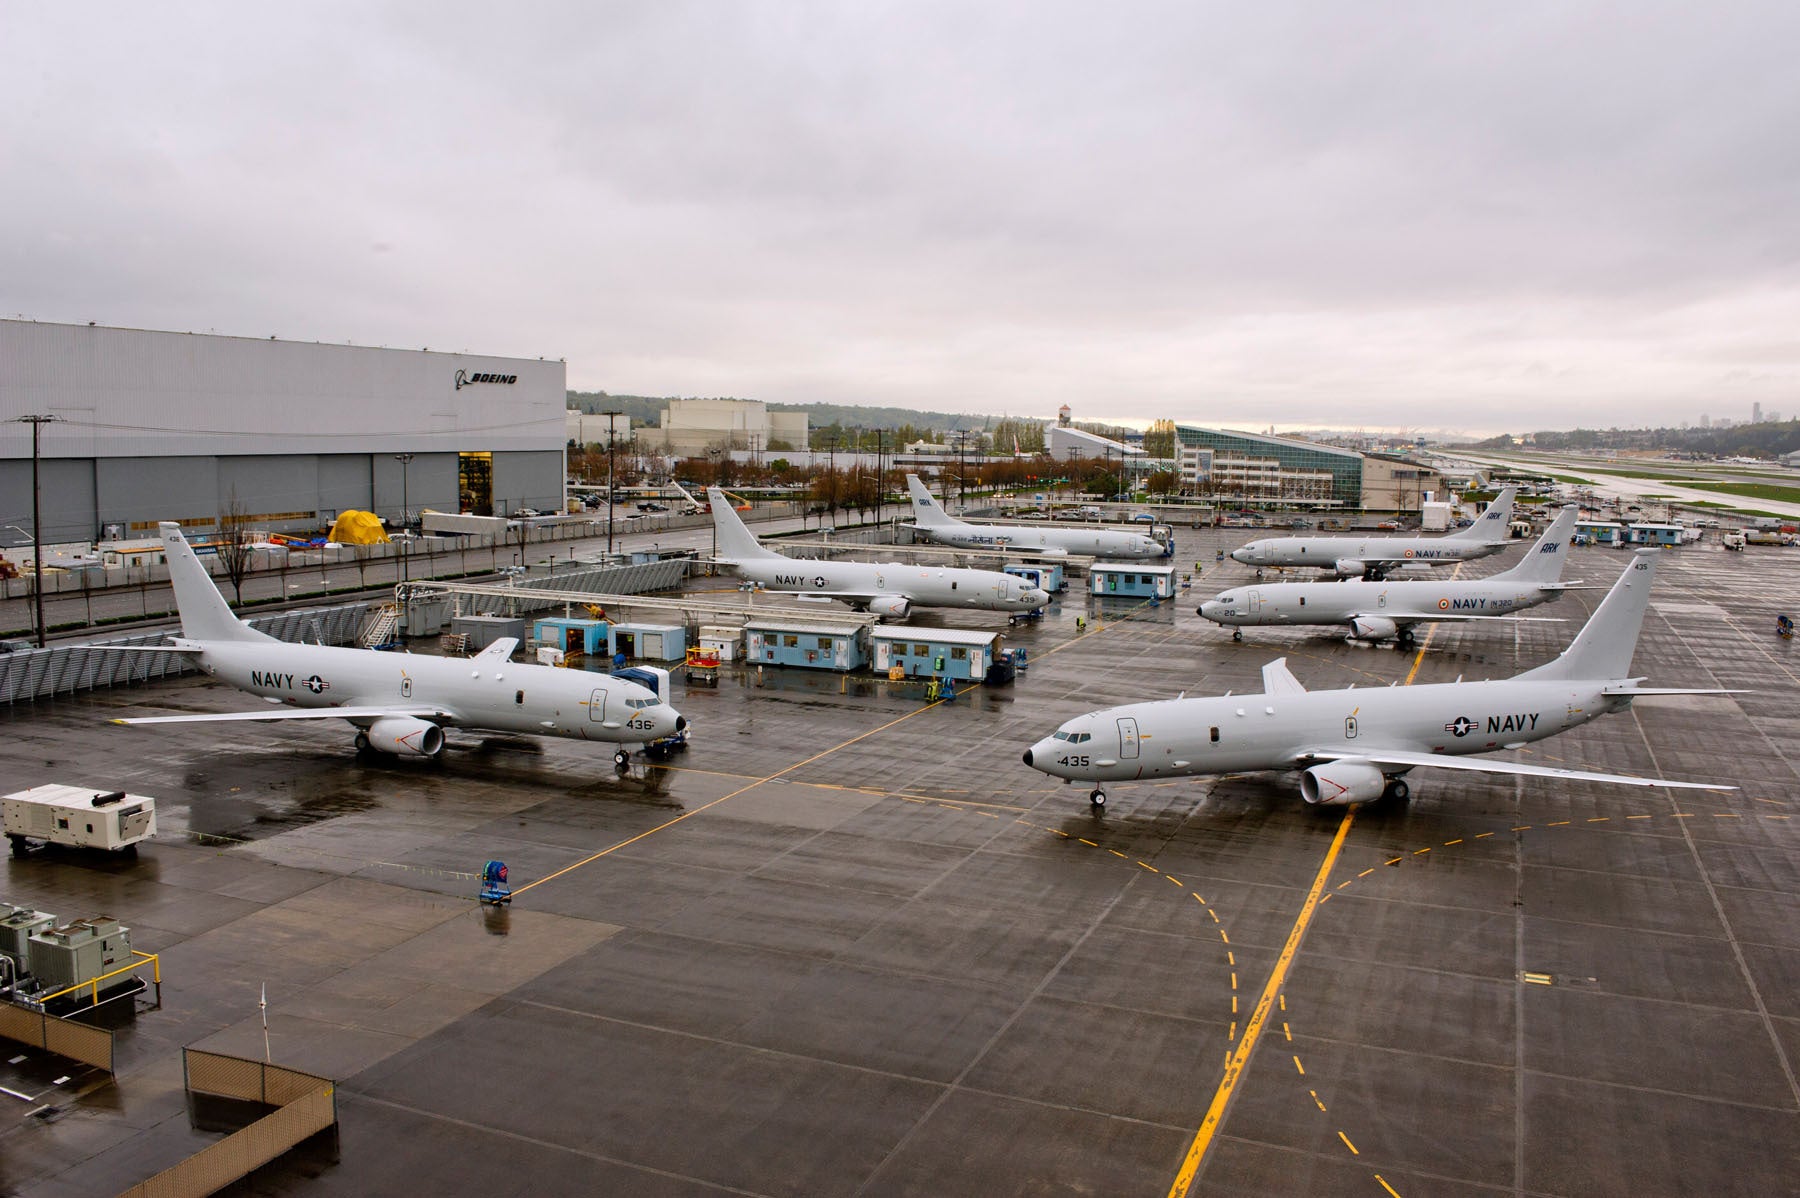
<box><xmin>905</xmin><ymin>474</ymin><xmax>960</xmax><ymax>528</ymax></box>
<box><xmin>1495</xmin><ymin>506</ymin><xmax>1579</xmax><ymax>583</ymax></box>
<box><xmin>1445</xmin><ymin>486</ymin><xmax>1517</xmax><ymax>540</ymax></box>
<box><xmin>706</xmin><ymin>489</ymin><xmax>784</xmax><ymax>561</ymax></box>
<box><xmin>159</xmin><ymin>523</ymin><xmax>275</xmax><ymax>644</ymax></box>
<box><xmin>1517</xmin><ymin>550</ymin><xmax>1657</xmax><ymax>682</ymax></box>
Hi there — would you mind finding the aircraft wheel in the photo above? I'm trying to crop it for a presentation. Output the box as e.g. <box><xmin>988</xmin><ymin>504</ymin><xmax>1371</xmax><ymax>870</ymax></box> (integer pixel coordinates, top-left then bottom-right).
<box><xmin>354</xmin><ymin>731</ymin><xmax>370</xmax><ymax>754</ymax></box>
<box><xmin>1089</xmin><ymin>788</ymin><xmax>1106</xmax><ymax>809</ymax></box>
<box><xmin>614</xmin><ymin>749</ymin><xmax>630</xmax><ymax>770</ymax></box>
<box><xmin>1232</xmin><ymin>629</ymin><xmax>1243</xmax><ymax>642</ymax></box>
<box><xmin>1386</xmin><ymin>779</ymin><xmax>1410</xmax><ymax>802</ymax></box>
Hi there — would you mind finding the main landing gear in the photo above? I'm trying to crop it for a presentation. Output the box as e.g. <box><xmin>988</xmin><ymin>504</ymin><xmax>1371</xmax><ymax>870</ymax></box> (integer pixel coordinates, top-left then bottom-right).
<box><xmin>1382</xmin><ymin>778</ymin><xmax>1410</xmax><ymax>802</ymax></box>
<box><xmin>354</xmin><ymin>731</ymin><xmax>370</xmax><ymax>754</ymax></box>
<box><xmin>1089</xmin><ymin>787</ymin><xmax>1107</xmax><ymax>809</ymax></box>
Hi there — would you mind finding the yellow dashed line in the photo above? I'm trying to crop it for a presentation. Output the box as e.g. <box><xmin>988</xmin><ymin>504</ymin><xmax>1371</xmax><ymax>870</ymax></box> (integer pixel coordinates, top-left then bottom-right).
<box><xmin>1227</xmin><ymin>952</ymin><xmax>1235</xmax><ymax>966</ymax></box>
<box><xmin>1310</xmin><ymin>1089</ymin><xmax>1326</xmax><ymax>1112</ymax></box>
<box><xmin>1337</xmin><ymin>879</ymin><xmax>1353</xmax><ymax>889</ymax></box>
<box><xmin>1109</xmin><ymin>849</ymin><xmax>1128</xmax><ymax>858</ymax></box>
<box><xmin>1292</xmin><ymin>1056</ymin><xmax>1305</xmax><ymax>1076</ymax></box>
<box><xmin>1412</xmin><ymin>847</ymin><xmax>1431</xmax><ymax>856</ymax></box>
<box><xmin>1338</xmin><ymin>1131</ymin><xmax>1359</xmax><ymax>1155</ymax></box>
<box><xmin>1358</xmin><ymin>868</ymin><xmax>1375</xmax><ymax>878</ymax></box>
<box><xmin>1229</xmin><ymin>1020</ymin><xmax>1237</xmax><ymax>1041</ymax></box>
<box><xmin>1714</xmin><ymin>813</ymin><xmax>1741</xmax><ymax>818</ymax></box>
<box><xmin>1511</xmin><ymin>825</ymin><xmax>1532</xmax><ymax>832</ymax></box>
<box><xmin>1375</xmin><ymin>1175</ymin><xmax>1401</xmax><ymax>1197</ymax></box>
<box><xmin>1279</xmin><ymin>994</ymin><xmax>1286</xmax><ymax>1012</ymax></box>
<box><xmin>1587</xmin><ymin>817</ymin><xmax>1609</xmax><ymax>823</ymax></box>
<box><xmin>1230</xmin><ymin>973</ymin><xmax>1238</xmax><ymax>990</ymax></box>
<box><xmin>1548</xmin><ymin>820</ymin><xmax>1571</xmax><ymax>826</ymax></box>
<box><xmin>1474</xmin><ymin>831</ymin><xmax>1495</xmax><ymax>839</ymax></box>
<box><xmin>1078</xmin><ymin>838</ymin><xmax>1099</xmax><ymax>847</ymax></box>
<box><xmin>1167</xmin><ymin>875</ymin><xmax>1184</xmax><ymax>887</ymax></box>
<box><xmin>1138</xmin><ymin>860</ymin><xmax>1159</xmax><ymax>872</ymax></box>
<box><xmin>1443</xmin><ymin>838</ymin><xmax>1463</xmax><ymax>846</ymax></box>
<box><xmin>1281</xmin><ymin>1022</ymin><xmax>1291</xmax><ymax>1042</ymax></box>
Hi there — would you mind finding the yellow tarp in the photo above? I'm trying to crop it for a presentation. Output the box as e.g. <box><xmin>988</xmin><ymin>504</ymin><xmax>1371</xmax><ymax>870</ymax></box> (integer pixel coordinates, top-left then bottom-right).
<box><xmin>328</xmin><ymin>510</ymin><xmax>391</xmax><ymax>545</ymax></box>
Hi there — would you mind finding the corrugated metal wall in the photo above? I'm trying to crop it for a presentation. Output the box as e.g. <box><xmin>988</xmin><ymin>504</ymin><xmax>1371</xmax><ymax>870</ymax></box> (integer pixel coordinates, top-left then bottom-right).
<box><xmin>0</xmin><ymin>603</ymin><xmax>376</xmax><ymax>704</ymax></box>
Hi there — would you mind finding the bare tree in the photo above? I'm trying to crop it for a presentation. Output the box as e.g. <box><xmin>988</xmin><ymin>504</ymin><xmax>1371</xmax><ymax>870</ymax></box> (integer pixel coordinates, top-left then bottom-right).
<box><xmin>215</xmin><ymin>494</ymin><xmax>257</xmax><ymax>606</ymax></box>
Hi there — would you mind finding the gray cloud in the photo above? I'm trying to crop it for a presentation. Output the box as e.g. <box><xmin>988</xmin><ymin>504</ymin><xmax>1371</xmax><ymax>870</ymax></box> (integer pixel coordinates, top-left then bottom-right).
<box><xmin>4</xmin><ymin>0</ymin><xmax>1798</xmax><ymax>434</ymax></box>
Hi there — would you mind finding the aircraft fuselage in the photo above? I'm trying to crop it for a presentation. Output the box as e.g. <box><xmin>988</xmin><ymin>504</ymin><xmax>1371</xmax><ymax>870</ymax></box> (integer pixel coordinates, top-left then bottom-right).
<box><xmin>195</xmin><ymin>640</ymin><xmax>680</xmax><ymax>743</ymax></box>
<box><xmin>1024</xmin><ymin>678</ymin><xmax>1619</xmax><ymax>785</ymax></box>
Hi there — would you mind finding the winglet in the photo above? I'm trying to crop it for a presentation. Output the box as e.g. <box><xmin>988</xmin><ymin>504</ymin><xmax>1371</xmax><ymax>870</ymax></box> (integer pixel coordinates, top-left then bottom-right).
<box><xmin>1261</xmin><ymin>657</ymin><xmax>1307</xmax><ymax>696</ymax></box>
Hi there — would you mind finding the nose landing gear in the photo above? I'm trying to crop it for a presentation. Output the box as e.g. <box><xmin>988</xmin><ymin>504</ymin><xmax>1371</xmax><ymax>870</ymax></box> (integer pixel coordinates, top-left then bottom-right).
<box><xmin>1088</xmin><ymin>787</ymin><xmax>1107</xmax><ymax>809</ymax></box>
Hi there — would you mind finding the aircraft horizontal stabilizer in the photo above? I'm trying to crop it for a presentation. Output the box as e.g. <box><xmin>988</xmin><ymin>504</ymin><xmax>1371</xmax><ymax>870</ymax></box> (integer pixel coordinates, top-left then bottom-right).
<box><xmin>113</xmin><ymin>704</ymin><xmax>452</xmax><ymax>726</ymax></box>
<box><xmin>1306</xmin><ymin>747</ymin><xmax>1733</xmax><ymax>790</ymax></box>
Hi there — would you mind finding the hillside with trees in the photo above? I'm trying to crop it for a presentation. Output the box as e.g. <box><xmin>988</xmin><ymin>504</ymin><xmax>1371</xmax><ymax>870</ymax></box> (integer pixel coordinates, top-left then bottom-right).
<box><xmin>1468</xmin><ymin>422</ymin><xmax>1800</xmax><ymax>459</ymax></box>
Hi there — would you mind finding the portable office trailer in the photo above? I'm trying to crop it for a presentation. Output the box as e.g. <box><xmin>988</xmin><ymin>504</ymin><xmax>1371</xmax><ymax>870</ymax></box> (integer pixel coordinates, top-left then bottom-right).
<box><xmin>5</xmin><ymin>784</ymin><xmax>157</xmax><ymax>855</ymax></box>
<box><xmin>870</xmin><ymin>628</ymin><xmax>1000</xmax><ymax>682</ymax></box>
<box><xmin>1091</xmin><ymin>562</ymin><xmax>1178</xmax><ymax>599</ymax></box>
<box><xmin>532</xmin><ymin>617</ymin><xmax>610</xmax><ymax>656</ymax></box>
<box><xmin>450</xmin><ymin>613</ymin><xmax>528</xmax><ymax>651</ymax></box>
<box><xmin>1621</xmin><ymin>523</ymin><xmax>1690</xmax><ymax>546</ymax></box>
<box><xmin>1005</xmin><ymin>562</ymin><xmax>1065</xmax><ymax>594</ymax></box>
<box><xmin>609</xmin><ymin>623</ymin><xmax>687</xmax><ymax>663</ymax></box>
<box><xmin>1573</xmin><ymin>521</ymin><xmax>1624</xmax><ymax>546</ymax></box>
<box><xmin>744</xmin><ymin>620</ymin><xmax>869</xmax><ymax>671</ymax></box>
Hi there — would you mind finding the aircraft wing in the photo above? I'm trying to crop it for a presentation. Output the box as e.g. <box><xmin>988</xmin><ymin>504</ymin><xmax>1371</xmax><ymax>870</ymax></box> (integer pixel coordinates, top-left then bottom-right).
<box><xmin>1369</xmin><ymin>611</ymin><xmax>1565</xmax><ymax>624</ymax></box>
<box><xmin>1302</xmin><ymin>747</ymin><xmax>1733</xmax><ymax>791</ymax></box>
<box><xmin>112</xmin><ymin>704</ymin><xmax>453</xmax><ymax>726</ymax></box>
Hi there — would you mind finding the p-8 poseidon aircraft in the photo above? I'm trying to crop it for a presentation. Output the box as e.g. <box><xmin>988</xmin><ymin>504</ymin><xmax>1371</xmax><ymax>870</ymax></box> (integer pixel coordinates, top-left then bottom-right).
<box><xmin>1231</xmin><ymin>487</ymin><xmax>1518</xmax><ymax>578</ymax></box>
<box><xmin>110</xmin><ymin>523</ymin><xmax>684</xmax><ymax>768</ymax></box>
<box><xmin>1200</xmin><ymin>506</ymin><xmax>1582</xmax><ymax>645</ymax></box>
<box><xmin>905</xmin><ymin>475</ymin><xmax>1164</xmax><ymax>559</ymax></box>
<box><xmin>709</xmin><ymin>488</ymin><xmax>1047</xmax><ymax>619</ymax></box>
<box><xmin>1025</xmin><ymin>550</ymin><xmax>1731</xmax><ymax>808</ymax></box>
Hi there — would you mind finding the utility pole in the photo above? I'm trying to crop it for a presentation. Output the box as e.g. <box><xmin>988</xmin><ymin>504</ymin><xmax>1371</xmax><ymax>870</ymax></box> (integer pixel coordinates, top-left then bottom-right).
<box><xmin>392</xmin><ymin>453</ymin><xmax>414</xmax><ymax>583</ymax></box>
<box><xmin>16</xmin><ymin>415</ymin><xmax>60</xmax><ymax>648</ymax></box>
<box><xmin>603</xmin><ymin>410</ymin><xmax>622</xmax><ymax>556</ymax></box>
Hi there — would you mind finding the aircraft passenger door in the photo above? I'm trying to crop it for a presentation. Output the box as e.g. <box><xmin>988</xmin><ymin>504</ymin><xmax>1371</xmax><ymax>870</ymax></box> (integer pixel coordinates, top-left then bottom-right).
<box><xmin>587</xmin><ymin>689</ymin><xmax>607</xmax><ymax>723</ymax></box>
<box><xmin>1117</xmin><ymin>717</ymin><xmax>1140</xmax><ymax>760</ymax></box>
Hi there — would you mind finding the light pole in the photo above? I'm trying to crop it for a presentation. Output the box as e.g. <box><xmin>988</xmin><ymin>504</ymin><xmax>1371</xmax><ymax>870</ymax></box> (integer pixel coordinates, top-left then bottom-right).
<box><xmin>392</xmin><ymin>453</ymin><xmax>414</xmax><ymax>583</ymax></box>
<box><xmin>601</xmin><ymin>410</ymin><xmax>622</xmax><ymax>557</ymax></box>
<box><xmin>15</xmin><ymin>415</ymin><xmax>60</xmax><ymax>647</ymax></box>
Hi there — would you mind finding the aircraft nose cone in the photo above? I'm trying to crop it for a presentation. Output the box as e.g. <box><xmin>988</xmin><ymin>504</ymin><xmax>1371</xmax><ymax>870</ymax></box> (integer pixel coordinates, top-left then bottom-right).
<box><xmin>675</xmin><ymin>714</ymin><xmax>688</xmax><ymax>732</ymax></box>
<box><xmin>1022</xmin><ymin>748</ymin><xmax>1034</xmax><ymax>767</ymax></box>
<box><xmin>1230</xmin><ymin>548</ymin><xmax>1251</xmax><ymax>563</ymax></box>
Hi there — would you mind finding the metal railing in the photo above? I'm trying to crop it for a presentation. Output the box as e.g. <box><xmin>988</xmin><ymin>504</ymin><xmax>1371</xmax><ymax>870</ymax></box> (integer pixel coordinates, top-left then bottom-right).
<box><xmin>32</xmin><ymin>950</ymin><xmax>161</xmax><ymax>1011</ymax></box>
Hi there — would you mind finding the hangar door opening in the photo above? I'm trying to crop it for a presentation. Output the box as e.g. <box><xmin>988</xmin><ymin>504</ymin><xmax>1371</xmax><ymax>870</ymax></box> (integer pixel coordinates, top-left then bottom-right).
<box><xmin>459</xmin><ymin>452</ymin><xmax>493</xmax><ymax>515</ymax></box>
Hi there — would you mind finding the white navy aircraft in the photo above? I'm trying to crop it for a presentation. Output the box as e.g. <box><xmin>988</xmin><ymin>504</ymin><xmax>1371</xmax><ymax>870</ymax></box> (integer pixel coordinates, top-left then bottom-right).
<box><xmin>708</xmin><ymin>488</ymin><xmax>1048</xmax><ymax>619</ymax></box>
<box><xmin>1025</xmin><ymin>550</ymin><xmax>1731</xmax><ymax>808</ymax></box>
<box><xmin>904</xmin><ymin>474</ymin><xmax>1164</xmax><ymax>559</ymax></box>
<box><xmin>110</xmin><ymin>523</ymin><xmax>685</xmax><ymax>767</ymax></box>
<box><xmin>1200</xmin><ymin>506</ymin><xmax>1582</xmax><ymax>645</ymax></box>
<box><xmin>1231</xmin><ymin>486</ymin><xmax>1519</xmax><ymax>578</ymax></box>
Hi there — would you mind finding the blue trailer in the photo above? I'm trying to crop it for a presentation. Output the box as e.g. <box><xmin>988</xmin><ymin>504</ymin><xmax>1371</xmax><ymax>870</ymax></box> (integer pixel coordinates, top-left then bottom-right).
<box><xmin>1005</xmin><ymin>561</ymin><xmax>1065</xmax><ymax>594</ymax></box>
<box><xmin>1091</xmin><ymin>562</ymin><xmax>1178</xmax><ymax>599</ymax></box>
<box><xmin>743</xmin><ymin>620</ymin><xmax>870</xmax><ymax>671</ymax></box>
<box><xmin>871</xmin><ymin>628</ymin><xmax>1003</xmax><ymax>684</ymax></box>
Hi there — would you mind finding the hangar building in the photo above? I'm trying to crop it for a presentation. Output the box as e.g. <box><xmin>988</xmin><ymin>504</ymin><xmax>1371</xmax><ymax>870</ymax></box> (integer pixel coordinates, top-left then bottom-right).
<box><xmin>0</xmin><ymin>320</ymin><xmax>567</xmax><ymax>546</ymax></box>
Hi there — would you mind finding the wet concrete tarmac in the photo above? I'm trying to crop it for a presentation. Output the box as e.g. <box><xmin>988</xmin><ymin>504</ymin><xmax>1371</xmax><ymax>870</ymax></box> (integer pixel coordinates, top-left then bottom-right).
<box><xmin>2</xmin><ymin>530</ymin><xmax>1796</xmax><ymax>1196</ymax></box>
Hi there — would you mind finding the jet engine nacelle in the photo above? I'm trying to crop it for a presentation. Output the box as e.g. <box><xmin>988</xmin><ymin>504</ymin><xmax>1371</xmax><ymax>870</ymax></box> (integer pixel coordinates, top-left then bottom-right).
<box><xmin>1333</xmin><ymin>558</ymin><xmax>1368</xmax><ymax>577</ymax></box>
<box><xmin>1299</xmin><ymin>760</ymin><xmax>1387</xmax><ymax>806</ymax></box>
<box><xmin>365</xmin><ymin>715</ymin><xmax>445</xmax><ymax>757</ymax></box>
<box><xmin>868</xmin><ymin>595</ymin><xmax>911</xmax><ymax>619</ymax></box>
<box><xmin>1347</xmin><ymin>615</ymin><xmax>1399</xmax><ymax>642</ymax></box>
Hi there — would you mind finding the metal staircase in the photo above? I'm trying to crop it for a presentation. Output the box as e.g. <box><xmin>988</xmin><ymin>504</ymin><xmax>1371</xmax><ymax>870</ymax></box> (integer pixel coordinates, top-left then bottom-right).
<box><xmin>357</xmin><ymin>602</ymin><xmax>401</xmax><ymax>648</ymax></box>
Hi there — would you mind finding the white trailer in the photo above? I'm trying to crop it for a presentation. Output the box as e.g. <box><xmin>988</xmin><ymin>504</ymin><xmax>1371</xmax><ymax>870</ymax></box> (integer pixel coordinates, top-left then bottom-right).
<box><xmin>1420</xmin><ymin>501</ymin><xmax>1451</xmax><ymax>532</ymax></box>
<box><xmin>5</xmin><ymin>785</ymin><xmax>157</xmax><ymax>856</ymax></box>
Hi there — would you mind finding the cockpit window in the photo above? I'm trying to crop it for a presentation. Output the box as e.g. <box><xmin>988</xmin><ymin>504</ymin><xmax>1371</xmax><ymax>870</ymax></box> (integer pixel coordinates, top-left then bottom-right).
<box><xmin>626</xmin><ymin>697</ymin><xmax>657</xmax><ymax>709</ymax></box>
<box><xmin>1054</xmin><ymin>730</ymin><xmax>1091</xmax><ymax>743</ymax></box>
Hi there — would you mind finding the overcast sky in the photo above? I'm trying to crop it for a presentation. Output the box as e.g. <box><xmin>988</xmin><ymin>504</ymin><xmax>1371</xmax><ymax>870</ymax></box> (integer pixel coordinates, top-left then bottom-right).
<box><xmin>5</xmin><ymin>1</ymin><xmax>1798</xmax><ymax>436</ymax></box>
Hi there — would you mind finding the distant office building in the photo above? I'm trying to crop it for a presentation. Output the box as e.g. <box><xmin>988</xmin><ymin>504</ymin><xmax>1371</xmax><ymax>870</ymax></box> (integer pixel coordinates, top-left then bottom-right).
<box><xmin>1359</xmin><ymin>454</ymin><xmax>1446</xmax><ymax>513</ymax></box>
<box><xmin>1</xmin><ymin>319</ymin><xmax>565</xmax><ymax>545</ymax></box>
<box><xmin>1753</xmin><ymin>402</ymin><xmax>1763</xmax><ymax>424</ymax></box>
<box><xmin>1174</xmin><ymin>427</ymin><xmax>1361</xmax><ymax>507</ymax></box>
<box><xmin>647</xmin><ymin>399</ymin><xmax>808</xmax><ymax>459</ymax></box>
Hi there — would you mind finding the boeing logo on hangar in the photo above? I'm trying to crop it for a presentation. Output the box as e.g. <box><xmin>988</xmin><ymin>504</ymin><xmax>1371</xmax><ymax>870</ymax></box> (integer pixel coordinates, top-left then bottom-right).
<box><xmin>455</xmin><ymin>369</ymin><xmax>517</xmax><ymax>390</ymax></box>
